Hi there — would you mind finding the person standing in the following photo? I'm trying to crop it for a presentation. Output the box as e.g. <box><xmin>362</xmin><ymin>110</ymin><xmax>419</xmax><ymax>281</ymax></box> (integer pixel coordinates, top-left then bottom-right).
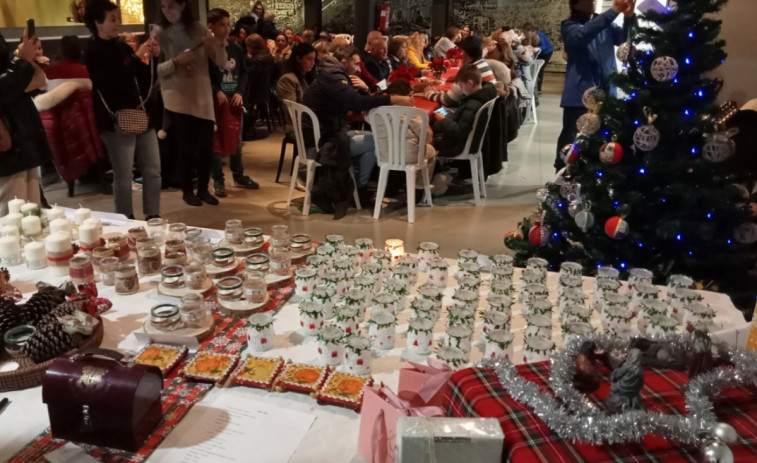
<box><xmin>555</xmin><ymin>0</ymin><xmax>635</xmax><ymax>171</ymax></box>
<box><xmin>157</xmin><ymin>0</ymin><xmax>227</xmax><ymax>206</ymax></box>
<box><xmin>236</xmin><ymin>1</ymin><xmax>278</xmax><ymax>41</ymax></box>
<box><xmin>85</xmin><ymin>0</ymin><xmax>162</xmax><ymax>219</ymax></box>
<box><xmin>0</xmin><ymin>29</ymin><xmax>52</xmax><ymax>215</ymax></box>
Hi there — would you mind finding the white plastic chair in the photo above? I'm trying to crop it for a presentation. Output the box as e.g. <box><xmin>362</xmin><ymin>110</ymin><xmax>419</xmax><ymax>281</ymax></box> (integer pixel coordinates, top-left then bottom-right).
<box><xmin>284</xmin><ymin>100</ymin><xmax>361</xmax><ymax>215</ymax></box>
<box><xmin>446</xmin><ymin>97</ymin><xmax>498</xmax><ymax>207</ymax></box>
<box><xmin>367</xmin><ymin>106</ymin><xmax>433</xmax><ymax>223</ymax></box>
<box><xmin>526</xmin><ymin>59</ymin><xmax>545</xmax><ymax>123</ymax></box>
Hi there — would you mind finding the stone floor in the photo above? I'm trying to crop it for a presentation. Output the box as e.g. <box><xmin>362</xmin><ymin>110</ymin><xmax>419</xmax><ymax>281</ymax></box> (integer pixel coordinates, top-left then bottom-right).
<box><xmin>44</xmin><ymin>73</ymin><xmax>565</xmax><ymax>258</ymax></box>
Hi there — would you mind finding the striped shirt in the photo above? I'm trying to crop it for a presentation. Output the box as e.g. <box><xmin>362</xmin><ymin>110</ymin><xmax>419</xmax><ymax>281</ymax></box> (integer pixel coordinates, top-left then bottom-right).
<box><xmin>424</xmin><ymin>58</ymin><xmax>497</xmax><ymax>107</ymax></box>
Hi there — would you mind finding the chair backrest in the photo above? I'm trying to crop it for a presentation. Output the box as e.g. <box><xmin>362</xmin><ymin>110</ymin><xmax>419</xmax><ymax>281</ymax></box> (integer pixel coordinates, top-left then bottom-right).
<box><xmin>528</xmin><ymin>59</ymin><xmax>545</xmax><ymax>95</ymax></box>
<box><xmin>284</xmin><ymin>99</ymin><xmax>320</xmax><ymax>155</ymax></box>
<box><xmin>460</xmin><ymin>97</ymin><xmax>498</xmax><ymax>157</ymax></box>
<box><xmin>367</xmin><ymin>106</ymin><xmax>429</xmax><ymax>169</ymax></box>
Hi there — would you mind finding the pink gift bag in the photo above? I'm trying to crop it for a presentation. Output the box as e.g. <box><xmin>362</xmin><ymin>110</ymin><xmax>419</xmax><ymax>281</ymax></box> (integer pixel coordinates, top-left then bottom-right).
<box><xmin>397</xmin><ymin>358</ymin><xmax>453</xmax><ymax>409</ymax></box>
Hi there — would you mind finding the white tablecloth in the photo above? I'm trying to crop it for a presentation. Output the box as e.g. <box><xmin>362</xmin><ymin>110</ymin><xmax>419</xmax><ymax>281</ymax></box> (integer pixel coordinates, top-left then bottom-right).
<box><xmin>0</xmin><ymin>215</ymin><xmax>750</xmax><ymax>462</ymax></box>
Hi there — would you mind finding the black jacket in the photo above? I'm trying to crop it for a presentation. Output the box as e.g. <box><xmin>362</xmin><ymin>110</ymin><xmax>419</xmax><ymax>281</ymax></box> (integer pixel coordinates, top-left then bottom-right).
<box><xmin>85</xmin><ymin>36</ymin><xmax>156</xmax><ymax>133</ymax></box>
<box><xmin>236</xmin><ymin>15</ymin><xmax>278</xmax><ymax>41</ymax></box>
<box><xmin>433</xmin><ymin>82</ymin><xmax>497</xmax><ymax>158</ymax></box>
<box><xmin>0</xmin><ymin>33</ymin><xmax>53</xmax><ymax>177</ymax></box>
<box><xmin>245</xmin><ymin>52</ymin><xmax>275</xmax><ymax>105</ymax></box>
<box><xmin>361</xmin><ymin>51</ymin><xmax>390</xmax><ymax>82</ymax></box>
<box><xmin>302</xmin><ymin>56</ymin><xmax>389</xmax><ymax>141</ymax></box>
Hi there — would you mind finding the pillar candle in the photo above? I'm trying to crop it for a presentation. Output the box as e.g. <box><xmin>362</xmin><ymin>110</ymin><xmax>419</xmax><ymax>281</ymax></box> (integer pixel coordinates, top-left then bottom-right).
<box><xmin>1</xmin><ymin>225</ymin><xmax>19</xmax><ymax>237</ymax></box>
<box><xmin>24</xmin><ymin>242</ymin><xmax>47</xmax><ymax>270</ymax></box>
<box><xmin>7</xmin><ymin>198</ymin><xmax>25</xmax><ymax>214</ymax></box>
<box><xmin>0</xmin><ymin>236</ymin><xmax>21</xmax><ymax>258</ymax></box>
<box><xmin>20</xmin><ymin>202</ymin><xmax>39</xmax><ymax>216</ymax></box>
<box><xmin>74</xmin><ymin>208</ymin><xmax>92</xmax><ymax>225</ymax></box>
<box><xmin>79</xmin><ymin>223</ymin><xmax>100</xmax><ymax>247</ymax></box>
<box><xmin>46</xmin><ymin>232</ymin><xmax>74</xmax><ymax>276</ymax></box>
<box><xmin>46</xmin><ymin>206</ymin><xmax>66</xmax><ymax>222</ymax></box>
<box><xmin>3</xmin><ymin>213</ymin><xmax>23</xmax><ymax>229</ymax></box>
<box><xmin>83</xmin><ymin>217</ymin><xmax>103</xmax><ymax>235</ymax></box>
<box><xmin>50</xmin><ymin>218</ymin><xmax>73</xmax><ymax>236</ymax></box>
<box><xmin>21</xmin><ymin>216</ymin><xmax>42</xmax><ymax>237</ymax></box>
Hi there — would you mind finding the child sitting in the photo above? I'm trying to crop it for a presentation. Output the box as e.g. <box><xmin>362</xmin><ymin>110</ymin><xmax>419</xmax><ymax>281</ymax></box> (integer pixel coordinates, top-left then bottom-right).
<box><xmin>432</xmin><ymin>64</ymin><xmax>497</xmax><ymax>158</ymax></box>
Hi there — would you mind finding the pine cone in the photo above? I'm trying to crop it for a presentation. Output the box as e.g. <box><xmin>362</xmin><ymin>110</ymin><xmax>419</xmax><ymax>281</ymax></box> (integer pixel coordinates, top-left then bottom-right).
<box><xmin>19</xmin><ymin>290</ymin><xmax>67</xmax><ymax>326</ymax></box>
<box><xmin>0</xmin><ymin>297</ymin><xmax>23</xmax><ymax>336</ymax></box>
<box><xmin>22</xmin><ymin>321</ymin><xmax>76</xmax><ymax>363</ymax></box>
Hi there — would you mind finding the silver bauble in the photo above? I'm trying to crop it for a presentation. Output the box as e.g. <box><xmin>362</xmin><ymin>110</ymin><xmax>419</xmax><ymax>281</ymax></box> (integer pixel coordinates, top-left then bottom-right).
<box><xmin>734</xmin><ymin>222</ymin><xmax>757</xmax><ymax>244</ymax></box>
<box><xmin>703</xmin><ymin>138</ymin><xmax>735</xmax><ymax>163</ymax></box>
<box><xmin>703</xmin><ymin>440</ymin><xmax>734</xmax><ymax>463</ymax></box>
<box><xmin>617</xmin><ymin>42</ymin><xmax>631</xmax><ymax>62</ymax></box>
<box><xmin>650</xmin><ymin>56</ymin><xmax>679</xmax><ymax>82</ymax></box>
<box><xmin>575</xmin><ymin>210</ymin><xmax>595</xmax><ymax>231</ymax></box>
<box><xmin>568</xmin><ymin>201</ymin><xmax>583</xmax><ymax>218</ymax></box>
<box><xmin>577</xmin><ymin>113</ymin><xmax>601</xmax><ymax>135</ymax></box>
<box><xmin>633</xmin><ymin>124</ymin><xmax>661</xmax><ymax>151</ymax></box>
<box><xmin>711</xmin><ymin>422</ymin><xmax>738</xmax><ymax>444</ymax></box>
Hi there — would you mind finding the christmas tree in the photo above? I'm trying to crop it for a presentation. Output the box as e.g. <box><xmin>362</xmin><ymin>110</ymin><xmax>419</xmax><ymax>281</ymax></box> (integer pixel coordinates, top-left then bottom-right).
<box><xmin>506</xmin><ymin>0</ymin><xmax>757</xmax><ymax>309</ymax></box>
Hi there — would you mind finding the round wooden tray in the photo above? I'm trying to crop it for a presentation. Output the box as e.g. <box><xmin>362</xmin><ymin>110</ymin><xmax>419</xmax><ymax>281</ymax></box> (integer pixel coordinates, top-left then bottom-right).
<box><xmin>217</xmin><ymin>293</ymin><xmax>271</xmax><ymax>317</ymax></box>
<box><xmin>266</xmin><ymin>269</ymin><xmax>294</xmax><ymax>289</ymax></box>
<box><xmin>143</xmin><ymin>314</ymin><xmax>216</xmax><ymax>342</ymax></box>
<box><xmin>206</xmin><ymin>259</ymin><xmax>242</xmax><ymax>280</ymax></box>
<box><xmin>291</xmin><ymin>247</ymin><xmax>315</xmax><ymax>264</ymax></box>
<box><xmin>157</xmin><ymin>279</ymin><xmax>215</xmax><ymax>298</ymax></box>
<box><xmin>0</xmin><ymin>318</ymin><xmax>105</xmax><ymax>392</ymax></box>
<box><xmin>218</xmin><ymin>239</ymin><xmax>265</xmax><ymax>258</ymax></box>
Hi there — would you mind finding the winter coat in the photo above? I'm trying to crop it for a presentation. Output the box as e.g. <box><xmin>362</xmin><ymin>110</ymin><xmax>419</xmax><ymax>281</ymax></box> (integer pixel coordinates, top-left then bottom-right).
<box><xmin>361</xmin><ymin>51</ymin><xmax>390</xmax><ymax>83</ymax></box>
<box><xmin>302</xmin><ymin>56</ymin><xmax>389</xmax><ymax>141</ymax></box>
<box><xmin>276</xmin><ymin>71</ymin><xmax>308</xmax><ymax>133</ymax></box>
<box><xmin>246</xmin><ymin>53</ymin><xmax>275</xmax><ymax>106</ymax></box>
<box><xmin>0</xmin><ymin>33</ymin><xmax>53</xmax><ymax>178</ymax></box>
<box><xmin>560</xmin><ymin>10</ymin><xmax>632</xmax><ymax>108</ymax></box>
<box><xmin>236</xmin><ymin>15</ymin><xmax>278</xmax><ymax>41</ymax></box>
<box><xmin>433</xmin><ymin>82</ymin><xmax>497</xmax><ymax>158</ymax></box>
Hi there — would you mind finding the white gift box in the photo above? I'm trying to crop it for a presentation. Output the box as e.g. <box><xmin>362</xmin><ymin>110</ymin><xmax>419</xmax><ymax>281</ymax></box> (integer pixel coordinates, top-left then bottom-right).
<box><xmin>396</xmin><ymin>417</ymin><xmax>504</xmax><ymax>463</ymax></box>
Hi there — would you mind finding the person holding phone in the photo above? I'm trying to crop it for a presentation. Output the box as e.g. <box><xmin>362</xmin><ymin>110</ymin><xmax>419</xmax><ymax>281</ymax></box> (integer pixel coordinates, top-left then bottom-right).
<box><xmin>157</xmin><ymin>0</ymin><xmax>227</xmax><ymax>206</ymax></box>
<box><xmin>85</xmin><ymin>0</ymin><xmax>162</xmax><ymax>220</ymax></box>
<box><xmin>0</xmin><ymin>27</ymin><xmax>53</xmax><ymax>215</ymax></box>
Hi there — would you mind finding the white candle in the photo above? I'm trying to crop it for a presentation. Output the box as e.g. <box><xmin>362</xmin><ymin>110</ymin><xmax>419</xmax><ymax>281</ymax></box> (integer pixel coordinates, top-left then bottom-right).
<box><xmin>25</xmin><ymin>241</ymin><xmax>47</xmax><ymax>269</ymax></box>
<box><xmin>385</xmin><ymin>238</ymin><xmax>405</xmax><ymax>260</ymax></box>
<box><xmin>21</xmin><ymin>216</ymin><xmax>42</xmax><ymax>237</ymax></box>
<box><xmin>1</xmin><ymin>225</ymin><xmax>19</xmax><ymax>237</ymax></box>
<box><xmin>74</xmin><ymin>208</ymin><xmax>92</xmax><ymax>225</ymax></box>
<box><xmin>0</xmin><ymin>236</ymin><xmax>21</xmax><ymax>258</ymax></box>
<box><xmin>79</xmin><ymin>223</ymin><xmax>100</xmax><ymax>245</ymax></box>
<box><xmin>20</xmin><ymin>202</ymin><xmax>39</xmax><ymax>216</ymax></box>
<box><xmin>7</xmin><ymin>198</ymin><xmax>25</xmax><ymax>214</ymax></box>
<box><xmin>50</xmin><ymin>218</ymin><xmax>73</xmax><ymax>236</ymax></box>
<box><xmin>46</xmin><ymin>232</ymin><xmax>72</xmax><ymax>252</ymax></box>
<box><xmin>83</xmin><ymin>217</ymin><xmax>103</xmax><ymax>235</ymax></box>
<box><xmin>46</xmin><ymin>206</ymin><xmax>66</xmax><ymax>222</ymax></box>
<box><xmin>3</xmin><ymin>213</ymin><xmax>23</xmax><ymax>229</ymax></box>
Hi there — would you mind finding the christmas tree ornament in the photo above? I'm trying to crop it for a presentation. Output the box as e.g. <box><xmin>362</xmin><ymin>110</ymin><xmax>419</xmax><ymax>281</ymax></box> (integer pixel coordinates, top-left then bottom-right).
<box><xmin>529</xmin><ymin>222</ymin><xmax>550</xmax><ymax>246</ymax></box>
<box><xmin>536</xmin><ymin>188</ymin><xmax>549</xmax><ymax>202</ymax></box>
<box><xmin>582</xmin><ymin>87</ymin><xmax>604</xmax><ymax>111</ymax></box>
<box><xmin>599</xmin><ymin>140</ymin><xmax>624</xmax><ymax>164</ymax></box>
<box><xmin>734</xmin><ymin>222</ymin><xmax>757</xmax><ymax>244</ymax></box>
<box><xmin>710</xmin><ymin>423</ymin><xmax>738</xmax><ymax>444</ymax></box>
<box><xmin>703</xmin><ymin>440</ymin><xmax>734</xmax><ymax>463</ymax></box>
<box><xmin>633</xmin><ymin>108</ymin><xmax>660</xmax><ymax>151</ymax></box>
<box><xmin>568</xmin><ymin>201</ymin><xmax>583</xmax><ymax>218</ymax></box>
<box><xmin>504</xmin><ymin>231</ymin><xmax>523</xmax><ymax>243</ymax></box>
<box><xmin>605</xmin><ymin>216</ymin><xmax>630</xmax><ymax>239</ymax></box>
<box><xmin>577</xmin><ymin>113</ymin><xmax>601</xmax><ymax>135</ymax></box>
<box><xmin>560</xmin><ymin>183</ymin><xmax>580</xmax><ymax>200</ymax></box>
<box><xmin>650</xmin><ymin>56</ymin><xmax>679</xmax><ymax>82</ymax></box>
<box><xmin>702</xmin><ymin>128</ymin><xmax>738</xmax><ymax>163</ymax></box>
<box><xmin>561</xmin><ymin>143</ymin><xmax>580</xmax><ymax>164</ymax></box>
<box><xmin>617</xmin><ymin>42</ymin><xmax>632</xmax><ymax>63</ymax></box>
<box><xmin>575</xmin><ymin>210</ymin><xmax>595</xmax><ymax>232</ymax></box>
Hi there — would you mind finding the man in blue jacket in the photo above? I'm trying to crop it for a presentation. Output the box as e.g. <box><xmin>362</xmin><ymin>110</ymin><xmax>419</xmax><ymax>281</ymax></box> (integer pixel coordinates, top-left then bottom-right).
<box><xmin>555</xmin><ymin>0</ymin><xmax>636</xmax><ymax>170</ymax></box>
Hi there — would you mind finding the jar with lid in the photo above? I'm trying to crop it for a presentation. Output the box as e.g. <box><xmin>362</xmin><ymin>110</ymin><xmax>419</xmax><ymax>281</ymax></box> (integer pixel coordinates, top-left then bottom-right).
<box><xmin>99</xmin><ymin>256</ymin><xmax>119</xmax><ymax>286</ymax></box>
<box><xmin>168</xmin><ymin>222</ymin><xmax>187</xmax><ymax>242</ymax></box>
<box><xmin>245</xmin><ymin>253</ymin><xmax>269</xmax><ymax>272</ymax></box>
<box><xmin>184</xmin><ymin>228</ymin><xmax>203</xmax><ymax>247</ymax></box>
<box><xmin>243</xmin><ymin>227</ymin><xmax>264</xmax><ymax>247</ymax></box>
<box><xmin>269</xmin><ymin>246</ymin><xmax>291</xmax><ymax>276</ymax></box>
<box><xmin>150</xmin><ymin>304</ymin><xmax>181</xmax><ymax>331</ymax></box>
<box><xmin>243</xmin><ymin>268</ymin><xmax>267</xmax><ymax>303</ymax></box>
<box><xmin>225</xmin><ymin>219</ymin><xmax>243</xmax><ymax>245</ymax></box>
<box><xmin>69</xmin><ymin>254</ymin><xmax>95</xmax><ymax>286</ymax></box>
<box><xmin>115</xmin><ymin>262</ymin><xmax>139</xmax><ymax>295</ymax></box>
<box><xmin>137</xmin><ymin>244</ymin><xmax>162</xmax><ymax>276</ymax></box>
<box><xmin>217</xmin><ymin>276</ymin><xmax>243</xmax><ymax>301</ymax></box>
<box><xmin>146</xmin><ymin>217</ymin><xmax>167</xmax><ymax>245</ymax></box>
<box><xmin>270</xmin><ymin>224</ymin><xmax>289</xmax><ymax>251</ymax></box>
<box><xmin>161</xmin><ymin>265</ymin><xmax>185</xmax><ymax>288</ymax></box>
<box><xmin>212</xmin><ymin>247</ymin><xmax>235</xmax><ymax>267</ymax></box>
<box><xmin>180</xmin><ymin>294</ymin><xmax>207</xmax><ymax>328</ymax></box>
<box><xmin>290</xmin><ymin>234</ymin><xmax>312</xmax><ymax>252</ymax></box>
<box><xmin>184</xmin><ymin>261</ymin><xmax>207</xmax><ymax>290</ymax></box>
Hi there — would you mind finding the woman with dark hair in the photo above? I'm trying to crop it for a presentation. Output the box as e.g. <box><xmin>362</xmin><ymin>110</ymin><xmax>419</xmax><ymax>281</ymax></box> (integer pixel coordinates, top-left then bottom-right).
<box><xmin>276</xmin><ymin>42</ymin><xmax>316</xmax><ymax>132</ymax></box>
<box><xmin>85</xmin><ymin>0</ymin><xmax>161</xmax><ymax>219</ymax></box>
<box><xmin>272</xmin><ymin>33</ymin><xmax>291</xmax><ymax>61</ymax></box>
<box><xmin>387</xmin><ymin>37</ymin><xmax>409</xmax><ymax>71</ymax></box>
<box><xmin>157</xmin><ymin>0</ymin><xmax>227</xmax><ymax>206</ymax></box>
<box><xmin>0</xmin><ymin>28</ymin><xmax>53</xmax><ymax>215</ymax></box>
<box><xmin>555</xmin><ymin>0</ymin><xmax>635</xmax><ymax>170</ymax></box>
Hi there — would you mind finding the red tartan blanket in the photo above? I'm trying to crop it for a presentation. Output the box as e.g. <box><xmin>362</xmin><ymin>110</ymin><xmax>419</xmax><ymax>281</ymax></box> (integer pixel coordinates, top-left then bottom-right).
<box><xmin>445</xmin><ymin>363</ymin><xmax>757</xmax><ymax>463</ymax></box>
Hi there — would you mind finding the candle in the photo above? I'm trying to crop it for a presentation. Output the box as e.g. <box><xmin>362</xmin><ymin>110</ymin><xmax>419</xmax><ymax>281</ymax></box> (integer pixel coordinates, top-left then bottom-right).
<box><xmin>20</xmin><ymin>202</ymin><xmax>39</xmax><ymax>216</ymax></box>
<box><xmin>0</xmin><ymin>236</ymin><xmax>21</xmax><ymax>264</ymax></box>
<box><xmin>46</xmin><ymin>206</ymin><xmax>66</xmax><ymax>222</ymax></box>
<box><xmin>7</xmin><ymin>198</ymin><xmax>25</xmax><ymax>214</ymax></box>
<box><xmin>50</xmin><ymin>218</ymin><xmax>73</xmax><ymax>236</ymax></box>
<box><xmin>385</xmin><ymin>238</ymin><xmax>405</xmax><ymax>261</ymax></box>
<box><xmin>21</xmin><ymin>216</ymin><xmax>42</xmax><ymax>237</ymax></box>
<box><xmin>83</xmin><ymin>217</ymin><xmax>103</xmax><ymax>235</ymax></box>
<box><xmin>74</xmin><ymin>207</ymin><xmax>91</xmax><ymax>225</ymax></box>
<box><xmin>46</xmin><ymin>232</ymin><xmax>74</xmax><ymax>276</ymax></box>
<box><xmin>79</xmin><ymin>223</ymin><xmax>100</xmax><ymax>247</ymax></box>
<box><xmin>3</xmin><ymin>212</ymin><xmax>23</xmax><ymax>229</ymax></box>
<box><xmin>1</xmin><ymin>225</ymin><xmax>19</xmax><ymax>237</ymax></box>
<box><xmin>24</xmin><ymin>242</ymin><xmax>47</xmax><ymax>270</ymax></box>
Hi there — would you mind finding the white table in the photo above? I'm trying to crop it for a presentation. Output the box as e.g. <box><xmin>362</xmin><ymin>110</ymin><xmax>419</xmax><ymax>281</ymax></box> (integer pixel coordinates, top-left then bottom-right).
<box><xmin>0</xmin><ymin>216</ymin><xmax>749</xmax><ymax>462</ymax></box>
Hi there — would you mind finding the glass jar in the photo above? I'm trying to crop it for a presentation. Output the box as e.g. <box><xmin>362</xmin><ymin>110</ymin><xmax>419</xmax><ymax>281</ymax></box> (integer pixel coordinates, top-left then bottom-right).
<box><xmin>184</xmin><ymin>261</ymin><xmax>207</xmax><ymax>290</ymax></box>
<box><xmin>164</xmin><ymin>238</ymin><xmax>185</xmax><ymax>256</ymax></box>
<box><xmin>217</xmin><ymin>276</ymin><xmax>243</xmax><ymax>301</ymax></box>
<box><xmin>127</xmin><ymin>226</ymin><xmax>148</xmax><ymax>248</ymax></box>
<box><xmin>146</xmin><ymin>217</ymin><xmax>167</xmax><ymax>245</ymax></box>
<box><xmin>115</xmin><ymin>262</ymin><xmax>139</xmax><ymax>295</ymax></box>
<box><xmin>150</xmin><ymin>304</ymin><xmax>181</xmax><ymax>331</ymax></box>
<box><xmin>246</xmin><ymin>253</ymin><xmax>270</xmax><ymax>272</ymax></box>
<box><xmin>225</xmin><ymin>219</ymin><xmax>243</xmax><ymax>245</ymax></box>
<box><xmin>69</xmin><ymin>254</ymin><xmax>95</xmax><ymax>286</ymax></box>
<box><xmin>164</xmin><ymin>252</ymin><xmax>187</xmax><ymax>268</ymax></box>
<box><xmin>243</xmin><ymin>269</ymin><xmax>267</xmax><ymax>303</ymax></box>
<box><xmin>135</xmin><ymin>236</ymin><xmax>155</xmax><ymax>251</ymax></box>
<box><xmin>212</xmin><ymin>247</ymin><xmax>235</xmax><ymax>267</ymax></box>
<box><xmin>180</xmin><ymin>293</ymin><xmax>206</xmax><ymax>328</ymax></box>
<box><xmin>269</xmin><ymin>246</ymin><xmax>291</xmax><ymax>276</ymax></box>
<box><xmin>184</xmin><ymin>228</ymin><xmax>203</xmax><ymax>246</ymax></box>
<box><xmin>290</xmin><ymin>234</ymin><xmax>312</xmax><ymax>252</ymax></box>
<box><xmin>325</xmin><ymin>234</ymin><xmax>344</xmax><ymax>250</ymax></box>
<box><xmin>137</xmin><ymin>244</ymin><xmax>162</xmax><ymax>276</ymax></box>
<box><xmin>91</xmin><ymin>246</ymin><xmax>114</xmax><ymax>274</ymax></box>
<box><xmin>108</xmin><ymin>235</ymin><xmax>130</xmax><ymax>261</ymax></box>
<box><xmin>161</xmin><ymin>265</ymin><xmax>185</xmax><ymax>288</ymax></box>
<box><xmin>270</xmin><ymin>224</ymin><xmax>290</xmax><ymax>250</ymax></box>
<box><xmin>99</xmin><ymin>256</ymin><xmax>119</xmax><ymax>286</ymax></box>
<box><xmin>3</xmin><ymin>325</ymin><xmax>36</xmax><ymax>358</ymax></box>
<box><xmin>188</xmin><ymin>236</ymin><xmax>212</xmax><ymax>264</ymax></box>
<box><xmin>243</xmin><ymin>227</ymin><xmax>264</xmax><ymax>246</ymax></box>
<box><xmin>168</xmin><ymin>222</ymin><xmax>187</xmax><ymax>242</ymax></box>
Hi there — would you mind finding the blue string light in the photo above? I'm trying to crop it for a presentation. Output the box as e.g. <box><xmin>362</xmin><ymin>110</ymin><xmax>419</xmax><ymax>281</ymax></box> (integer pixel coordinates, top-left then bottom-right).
<box><xmin>596</xmin><ymin>170</ymin><xmax>604</xmax><ymax>178</ymax></box>
<box><xmin>696</xmin><ymin>89</ymin><xmax>705</xmax><ymax>98</ymax></box>
<box><xmin>646</xmin><ymin>50</ymin><xmax>652</xmax><ymax>56</ymax></box>
<box><xmin>684</xmin><ymin>57</ymin><xmax>692</xmax><ymax>65</ymax></box>
<box><xmin>707</xmin><ymin>212</ymin><xmax>713</xmax><ymax>219</ymax></box>
<box><xmin>552</xmin><ymin>232</ymin><xmax>559</xmax><ymax>239</ymax></box>
<box><xmin>596</xmin><ymin>264</ymin><xmax>603</xmax><ymax>269</ymax></box>
<box><xmin>634</xmin><ymin>119</ymin><xmax>641</xmax><ymax>126</ymax></box>
<box><xmin>638</xmin><ymin>167</ymin><xmax>647</xmax><ymax>175</ymax></box>
<box><xmin>727</xmin><ymin>239</ymin><xmax>733</xmax><ymax>245</ymax></box>
<box><xmin>688</xmin><ymin>250</ymin><xmax>694</xmax><ymax>256</ymax></box>
<box><xmin>630</xmin><ymin>91</ymin><xmax>637</xmax><ymax>99</ymax></box>
<box><xmin>614</xmin><ymin>201</ymin><xmax>620</xmax><ymax>208</ymax></box>
<box><xmin>602</xmin><ymin>130</ymin><xmax>610</xmax><ymax>137</ymax></box>
<box><xmin>684</xmin><ymin>109</ymin><xmax>692</xmax><ymax>117</ymax></box>
<box><xmin>557</xmin><ymin>202</ymin><xmax>565</xmax><ymax>209</ymax></box>
<box><xmin>619</xmin><ymin>262</ymin><xmax>627</xmax><ymax>269</ymax></box>
<box><xmin>676</xmin><ymin>233</ymin><xmax>683</xmax><ymax>241</ymax></box>
<box><xmin>637</xmin><ymin>242</ymin><xmax>644</xmax><ymax>248</ymax></box>
<box><xmin>673</xmin><ymin>78</ymin><xmax>679</xmax><ymax>84</ymax></box>
<box><xmin>688</xmin><ymin>31</ymin><xmax>695</xmax><ymax>38</ymax></box>
<box><xmin>691</xmin><ymin>147</ymin><xmax>698</xmax><ymax>154</ymax></box>
<box><xmin>662</xmin><ymin>198</ymin><xmax>667</xmax><ymax>203</ymax></box>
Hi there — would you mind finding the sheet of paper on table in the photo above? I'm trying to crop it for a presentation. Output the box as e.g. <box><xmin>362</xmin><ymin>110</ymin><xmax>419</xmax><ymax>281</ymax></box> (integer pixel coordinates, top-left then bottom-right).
<box><xmin>150</xmin><ymin>390</ymin><xmax>316</xmax><ymax>463</ymax></box>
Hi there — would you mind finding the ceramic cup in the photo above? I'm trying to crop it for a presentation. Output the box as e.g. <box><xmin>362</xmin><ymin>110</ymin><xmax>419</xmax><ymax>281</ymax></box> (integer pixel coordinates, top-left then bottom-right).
<box><xmin>317</xmin><ymin>325</ymin><xmax>345</xmax><ymax>366</ymax></box>
<box><xmin>406</xmin><ymin>317</ymin><xmax>435</xmax><ymax>355</ymax></box>
<box><xmin>247</xmin><ymin>313</ymin><xmax>275</xmax><ymax>352</ymax></box>
<box><xmin>344</xmin><ymin>335</ymin><xmax>373</xmax><ymax>375</ymax></box>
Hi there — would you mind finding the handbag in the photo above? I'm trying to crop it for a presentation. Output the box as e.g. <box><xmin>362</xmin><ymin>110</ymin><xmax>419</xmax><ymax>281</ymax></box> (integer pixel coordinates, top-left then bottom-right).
<box><xmin>97</xmin><ymin>59</ymin><xmax>154</xmax><ymax>135</ymax></box>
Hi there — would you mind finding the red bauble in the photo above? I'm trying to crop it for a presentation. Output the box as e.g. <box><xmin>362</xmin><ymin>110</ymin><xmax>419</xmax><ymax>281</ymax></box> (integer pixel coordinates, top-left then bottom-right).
<box><xmin>528</xmin><ymin>222</ymin><xmax>550</xmax><ymax>246</ymax></box>
<box><xmin>604</xmin><ymin>216</ymin><xmax>630</xmax><ymax>239</ymax></box>
<box><xmin>504</xmin><ymin>230</ymin><xmax>523</xmax><ymax>246</ymax></box>
<box><xmin>599</xmin><ymin>141</ymin><xmax>623</xmax><ymax>164</ymax></box>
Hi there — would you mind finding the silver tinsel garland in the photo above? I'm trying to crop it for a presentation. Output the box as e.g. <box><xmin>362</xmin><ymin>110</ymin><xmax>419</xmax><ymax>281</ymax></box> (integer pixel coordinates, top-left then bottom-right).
<box><xmin>479</xmin><ymin>332</ymin><xmax>757</xmax><ymax>448</ymax></box>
